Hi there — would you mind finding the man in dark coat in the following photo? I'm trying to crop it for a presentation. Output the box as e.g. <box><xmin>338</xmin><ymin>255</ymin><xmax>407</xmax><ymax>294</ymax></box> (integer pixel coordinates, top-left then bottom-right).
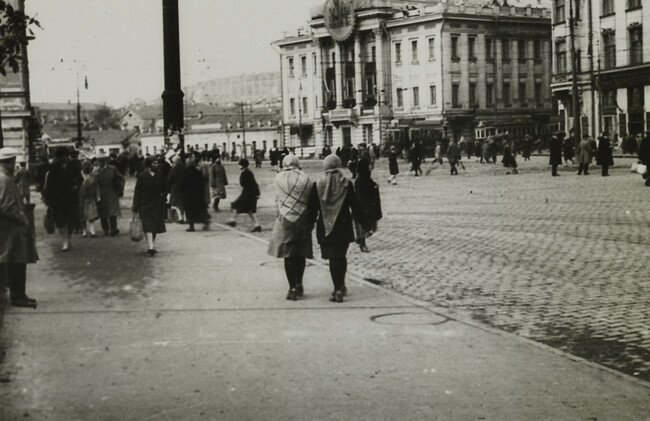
<box><xmin>182</xmin><ymin>152</ymin><xmax>210</xmax><ymax>232</ymax></box>
<box><xmin>226</xmin><ymin>158</ymin><xmax>261</xmax><ymax>232</ymax></box>
<box><xmin>549</xmin><ymin>133</ymin><xmax>563</xmax><ymax>176</ymax></box>
<box><xmin>596</xmin><ymin>134</ymin><xmax>614</xmax><ymax>177</ymax></box>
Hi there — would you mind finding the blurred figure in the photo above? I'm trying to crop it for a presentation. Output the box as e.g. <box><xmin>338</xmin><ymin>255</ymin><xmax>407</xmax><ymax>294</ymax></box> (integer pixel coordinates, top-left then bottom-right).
<box><xmin>96</xmin><ymin>152</ymin><xmax>125</xmax><ymax>236</ymax></box>
<box><xmin>388</xmin><ymin>146</ymin><xmax>399</xmax><ymax>185</ymax></box>
<box><xmin>167</xmin><ymin>155</ymin><xmax>186</xmax><ymax>223</ymax></box>
<box><xmin>209</xmin><ymin>157</ymin><xmax>228</xmax><ymax>212</ymax></box>
<box><xmin>354</xmin><ymin>158</ymin><xmax>382</xmax><ymax>253</ymax></box>
<box><xmin>596</xmin><ymin>134</ymin><xmax>614</xmax><ymax>177</ymax></box>
<box><xmin>549</xmin><ymin>134</ymin><xmax>563</xmax><ymax>176</ymax></box>
<box><xmin>78</xmin><ymin>160</ymin><xmax>99</xmax><ymax>238</ymax></box>
<box><xmin>182</xmin><ymin>152</ymin><xmax>210</xmax><ymax>232</ymax></box>
<box><xmin>14</xmin><ymin>158</ymin><xmax>31</xmax><ymax>204</ymax></box>
<box><xmin>226</xmin><ymin>158</ymin><xmax>261</xmax><ymax>232</ymax></box>
<box><xmin>577</xmin><ymin>135</ymin><xmax>593</xmax><ymax>175</ymax></box>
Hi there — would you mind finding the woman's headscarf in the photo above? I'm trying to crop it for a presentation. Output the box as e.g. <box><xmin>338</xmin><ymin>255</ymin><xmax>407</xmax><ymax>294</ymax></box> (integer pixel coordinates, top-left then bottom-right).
<box><xmin>316</xmin><ymin>154</ymin><xmax>349</xmax><ymax>236</ymax></box>
<box><xmin>275</xmin><ymin>155</ymin><xmax>311</xmax><ymax>223</ymax></box>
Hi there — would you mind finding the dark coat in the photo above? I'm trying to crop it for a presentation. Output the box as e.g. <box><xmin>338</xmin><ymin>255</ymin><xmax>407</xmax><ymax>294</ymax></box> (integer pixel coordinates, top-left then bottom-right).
<box><xmin>596</xmin><ymin>138</ymin><xmax>614</xmax><ymax>166</ymax></box>
<box><xmin>388</xmin><ymin>152</ymin><xmax>399</xmax><ymax>175</ymax></box>
<box><xmin>231</xmin><ymin>168</ymin><xmax>260</xmax><ymax>213</ymax></box>
<box><xmin>306</xmin><ymin>182</ymin><xmax>366</xmax><ymax>248</ymax></box>
<box><xmin>182</xmin><ymin>165</ymin><xmax>207</xmax><ymax>210</ymax></box>
<box><xmin>167</xmin><ymin>164</ymin><xmax>185</xmax><ymax>208</ymax></box>
<box><xmin>549</xmin><ymin>137</ymin><xmax>563</xmax><ymax>165</ymax></box>
<box><xmin>96</xmin><ymin>164</ymin><xmax>124</xmax><ymax>218</ymax></box>
<box><xmin>44</xmin><ymin>161</ymin><xmax>83</xmax><ymax>227</ymax></box>
<box><xmin>354</xmin><ymin>175</ymin><xmax>382</xmax><ymax>226</ymax></box>
<box><xmin>132</xmin><ymin>169</ymin><xmax>167</xmax><ymax>234</ymax></box>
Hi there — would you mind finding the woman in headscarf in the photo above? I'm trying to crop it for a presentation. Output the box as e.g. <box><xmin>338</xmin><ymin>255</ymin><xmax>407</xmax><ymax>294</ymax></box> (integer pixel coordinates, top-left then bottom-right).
<box><xmin>307</xmin><ymin>154</ymin><xmax>367</xmax><ymax>303</ymax></box>
<box><xmin>354</xmin><ymin>158</ymin><xmax>382</xmax><ymax>253</ymax></box>
<box><xmin>132</xmin><ymin>157</ymin><xmax>167</xmax><ymax>255</ymax></box>
<box><xmin>167</xmin><ymin>155</ymin><xmax>186</xmax><ymax>223</ymax></box>
<box><xmin>268</xmin><ymin>155</ymin><xmax>312</xmax><ymax>300</ymax></box>
<box><xmin>226</xmin><ymin>158</ymin><xmax>261</xmax><ymax>232</ymax></box>
<box><xmin>182</xmin><ymin>151</ymin><xmax>211</xmax><ymax>232</ymax></box>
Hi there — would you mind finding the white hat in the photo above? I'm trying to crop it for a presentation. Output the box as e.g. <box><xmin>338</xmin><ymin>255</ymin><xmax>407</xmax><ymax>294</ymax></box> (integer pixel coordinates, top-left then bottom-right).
<box><xmin>0</xmin><ymin>147</ymin><xmax>19</xmax><ymax>161</ymax></box>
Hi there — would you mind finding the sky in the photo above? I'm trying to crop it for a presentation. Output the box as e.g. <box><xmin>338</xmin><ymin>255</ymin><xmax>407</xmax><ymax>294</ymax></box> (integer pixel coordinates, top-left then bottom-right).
<box><xmin>24</xmin><ymin>0</ymin><xmax>550</xmax><ymax>108</ymax></box>
<box><xmin>25</xmin><ymin>0</ymin><xmax>320</xmax><ymax>107</ymax></box>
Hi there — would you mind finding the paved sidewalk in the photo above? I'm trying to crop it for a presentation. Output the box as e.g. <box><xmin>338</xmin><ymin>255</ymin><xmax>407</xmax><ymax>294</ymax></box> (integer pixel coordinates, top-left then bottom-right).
<box><xmin>1</xmin><ymin>211</ymin><xmax>649</xmax><ymax>420</ymax></box>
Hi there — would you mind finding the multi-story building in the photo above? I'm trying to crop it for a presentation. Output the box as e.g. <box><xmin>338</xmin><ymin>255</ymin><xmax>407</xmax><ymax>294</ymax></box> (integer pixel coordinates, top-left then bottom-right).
<box><xmin>273</xmin><ymin>0</ymin><xmax>553</xmax><ymax>154</ymax></box>
<box><xmin>184</xmin><ymin>72</ymin><xmax>282</xmax><ymax>107</ymax></box>
<box><xmin>551</xmin><ymin>0</ymin><xmax>649</xmax><ymax>140</ymax></box>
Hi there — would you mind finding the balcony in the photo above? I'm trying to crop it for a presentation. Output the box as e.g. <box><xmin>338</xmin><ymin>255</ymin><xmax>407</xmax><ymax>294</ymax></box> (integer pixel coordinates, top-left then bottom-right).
<box><xmin>326</xmin><ymin>107</ymin><xmax>359</xmax><ymax>127</ymax></box>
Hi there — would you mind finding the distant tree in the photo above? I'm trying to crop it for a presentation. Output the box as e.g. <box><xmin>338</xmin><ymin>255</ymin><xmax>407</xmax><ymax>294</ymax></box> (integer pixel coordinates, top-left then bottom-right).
<box><xmin>92</xmin><ymin>104</ymin><xmax>121</xmax><ymax>130</ymax></box>
<box><xmin>0</xmin><ymin>0</ymin><xmax>41</xmax><ymax>147</ymax></box>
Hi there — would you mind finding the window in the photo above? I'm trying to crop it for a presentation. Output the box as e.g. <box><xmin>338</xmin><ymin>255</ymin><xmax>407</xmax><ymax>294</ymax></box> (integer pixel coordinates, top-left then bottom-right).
<box><xmin>602</xmin><ymin>89</ymin><xmax>616</xmax><ymax>110</ymax></box>
<box><xmin>300</xmin><ymin>56</ymin><xmax>307</xmax><ymax>76</ymax></box>
<box><xmin>312</xmin><ymin>53</ymin><xmax>317</xmax><ymax>74</ymax></box>
<box><xmin>518</xmin><ymin>40</ymin><xmax>526</xmax><ymax>62</ymax></box>
<box><xmin>451</xmin><ymin>35</ymin><xmax>460</xmax><ymax>60</ymax></box>
<box><xmin>411</xmin><ymin>40</ymin><xmax>419</xmax><ymax>63</ymax></box>
<box><xmin>452</xmin><ymin>84</ymin><xmax>460</xmax><ymax>108</ymax></box>
<box><xmin>485</xmin><ymin>37</ymin><xmax>494</xmax><ymax>59</ymax></box>
<box><xmin>602</xmin><ymin>0</ymin><xmax>614</xmax><ymax>15</ymax></box>
<box><xmin>396</xmin><ymin>88</ymin><xmax>403</xmax><ymax>107</ymax></box>
<box><xmin>290</xmin><ymin>98</ymin><xmax>295</xmax><ymax>116</ymax></box>
<box><xmin>469</xmin><ymin>83</ymin><xmax>477</xmax><ymax>105</ymax></box>
<box><xmin>428</xmin><ymin>37</ymin><xmax>435</xmax><ymax>60</ymax></box>
<box><xmin>630</xmin><ymin>26</ymin><xmax>643</xmax><ymax>65</ymax></box>
<box><xmin>535</xmin><ymin>82</ymin><xmax>542</xmax><ymax>104</ymax></box>
<box><xmin>486</xmin><ymin>83</ymin><xmax>494</xmax><ymax>105</ymax></box>
<box><xmin>502</xmin><ymin>39</ymin><xmax>510</xmax><ymax>61</ymax></box>
<box><xmin>288</xmin><ymin>57</ymin><xmax>295</xmax><ymax>77</ymax></box>
<box><xmin>519</xmin><ymin>82</ymin><xmax>526</xmax><ymax>104</ymax></box>
<box><xmin>412</xmin><ymin>86</ymin><xmax>419</xmax><ymax>107</ymax></box>
<box><xmin>468</xmin><ymin>37</ymin><xmax>476</xmax><ymax>60</ymax></box>
<box><xmin>556</xmin><ymin>40</ymin><xmax>567</xmax><ymax>73</ymax></box>
<box><xmin>627</xmin><ymin>0</ymin><xmax>641</xmax><ymax>9</ymax></box>
<box><xmin>429</xmin><ymin>85</ymin><xmax>437</xmax><ymax>105</ymax></box>
<box><xmin>603</xmin><ymin>32</ymin><xmax>616</xmax><ymax>69</ymax></box>
<box><xmin>534</xmin><ymin>40</ymin><xmax>542</xmax><ymax>60</ymax></box>
<box><xmin>503</xmin><ymin>82</ymin><xmax>511</xmax><ymax>105</ymax></box>
<box><xmin>302</xmin><ymin>97</ymin><xmax>308</xmax><ymax>115</ymax></box>
<box><xmin>395</xmin><ymin>42</ymin><xmax>402</xmax><ymax>63</ymax></box>
<box><xmin>555</xmin><ymin>0</ymin><xmax>565</xmax><ymax>22</ymax></box>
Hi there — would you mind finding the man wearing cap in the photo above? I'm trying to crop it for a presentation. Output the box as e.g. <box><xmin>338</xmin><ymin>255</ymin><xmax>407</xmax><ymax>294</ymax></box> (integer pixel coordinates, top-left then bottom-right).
<box><xmin>0</xmin><ymin>147</ymin><xmax>37</xmax><ymax>308</ymax></box>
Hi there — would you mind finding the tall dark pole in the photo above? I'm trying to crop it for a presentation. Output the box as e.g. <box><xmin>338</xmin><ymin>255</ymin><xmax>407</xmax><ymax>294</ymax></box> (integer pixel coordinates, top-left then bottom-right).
<box><xmin>76</xmin><ymin>71</ymin><xmax>82</xmax><ymax>144</ymax></box>
<box><xmin>162</xmin><ymin>0</ymin><xmax>184</xmax><ymax>151</ymax></box>
<box><xmin>569</xmin><ymin>0</ymin><xmax>581</xmax><ymax>142</ymax></box>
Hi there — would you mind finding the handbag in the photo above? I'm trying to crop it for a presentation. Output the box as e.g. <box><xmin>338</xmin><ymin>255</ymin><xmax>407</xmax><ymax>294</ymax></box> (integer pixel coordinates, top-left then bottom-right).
<box><xmin>130</xmin><ymin>215</ymin><xmax>143</xmax><ymax>242</ymax></box>
<box><xmin>636</xmin><ymin>163</ymin><xmax>647</xmax><ymax>176</ymax></box>
<box><xmin>43</xmin><ymin>207</ymin><xmax>55</xmax><ymax>234</ymax></box>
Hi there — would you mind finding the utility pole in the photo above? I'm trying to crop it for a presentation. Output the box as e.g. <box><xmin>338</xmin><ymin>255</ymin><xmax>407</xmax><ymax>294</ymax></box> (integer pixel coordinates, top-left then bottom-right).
<box><xmin>234</xmin><ymin>102</ymin><xmax>247</xmax><ymax>158</ymax></box>
<box><xmin>162</xmin><ymin>0</ymin><xmax>185</xmax><ymax>151</ymax></box>
<box><xmin>298</xmin><ymin>81</ymin><xmax>303</xmax><ymax>157</ymax></box>
<box><xmin>587</xmin><ymin>0</ymin><xmax>595</xmax><ymax>138</ymax></box>
<box><xmin>569</xmin><ymin>0</ymin><xmax>581</xmax><ymax>142</ymax></box>
<box><xmin>76</xmin><ymin>70</ymin><xmax>82</xmax><ymax>145</ymax></box>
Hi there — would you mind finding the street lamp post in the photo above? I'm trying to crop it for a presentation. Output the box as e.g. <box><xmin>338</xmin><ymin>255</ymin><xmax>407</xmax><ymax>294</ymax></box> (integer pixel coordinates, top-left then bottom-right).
<box><xmin>162</xmin><ymin>0</ymin><xmax>185</xmax><ymax>151</ymax></box>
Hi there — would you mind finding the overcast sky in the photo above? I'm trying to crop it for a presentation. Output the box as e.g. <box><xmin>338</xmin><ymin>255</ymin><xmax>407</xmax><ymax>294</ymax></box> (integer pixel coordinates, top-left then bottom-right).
<box><xmin>25</xmin><ymin>0</ymin><xmax>549</xmax><ymax>108</ymax></box>
<box><xmin>25</xmin><ymin>0</ymin><xmax>320</xmax><ymax>107</ymax></box>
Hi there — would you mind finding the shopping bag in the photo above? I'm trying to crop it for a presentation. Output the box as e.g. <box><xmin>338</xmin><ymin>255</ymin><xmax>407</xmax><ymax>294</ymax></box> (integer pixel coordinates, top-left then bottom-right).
<box><xmin>636</xmin><ymin>163</ymin><xmax>647</xmax><ymax>175</ymax></box>
<box><xmin>130</xmin><ymin>217</ymin><xmax>143</xmax><ymax>242</ymax></box>
<box><xmin>43</xmin><ymin>207</ymin><xmax>55</xmax><ymax>234</ymax></box>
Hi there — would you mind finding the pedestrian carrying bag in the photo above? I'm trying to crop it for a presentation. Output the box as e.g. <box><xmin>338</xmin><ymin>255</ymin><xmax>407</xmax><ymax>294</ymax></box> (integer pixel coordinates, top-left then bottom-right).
<box><xmin>130</xmin><ymin>215</ymin><xmax>143</xmax><ymax>242</ymax></box>
<box><xmin>636</xmin><ymin>163</ymin><xmax>647</xmax><ymax>176</ymax></box>
<box><xmin>43</xmin><ymin>207</ymin><xmax>55</xmax><ymax>234</ymax></box>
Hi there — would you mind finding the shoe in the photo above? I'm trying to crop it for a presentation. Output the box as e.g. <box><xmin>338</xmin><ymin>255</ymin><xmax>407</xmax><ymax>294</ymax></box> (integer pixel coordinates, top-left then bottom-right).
<box><xmin>11</xmin><ymin>296</ymin><xmax>37</xmax><ymax>309</ymax></box>
<box><xmin>341</xmin><ymin>286</ymin><xmax>348</xmax><ymax>297</ymax></box>
<box><xmin>286</xmin><ymin>288</ymin><xmax>298</xmax><ymax>301</ymax></box>
<box><xmin>110</xmin><ymin>229</ymin><xmax>120</xmax><ymax>236</ymax></box>
<box><xmin>61</xmin><ymin>245</ymin><xmax>70</xmax><ymax>252</ymax></box>
<box><xmin>226</xmin><ymin>221</ymin><xmax>236</xmax><ymax>227</ymax></box>
<box><xmin>203</xmin><ymin>222</ymin><xmax>211</xmax><ymax>231</ymax></box>
<box><xmin>186</xmin><ymin>227</ymin><xmax>196</xmax><ymax>232</ymax></box>
<box><xmin>178</xmin><ymin>219</ymin><xmax>186</xmax><ymax>224</ymax></box>
<box><xmin>82</xmin><ymin>232</ymin><xmax>88</xmax><ymax>238</ymax></box>
<box><xmin>147</xmin><ymin>248</ymin><xmax>156</xmax><ymax>256</ymax></box>
<box><xmin>360</xmin><ymin>245</ymin><xmax>370</xmax><ymax>253</ymax></box>
<box><xmin>295</xmin><ymin>283</ymin><xmax>304</xmax><ymax>297</ymax></box>
<box><xmin>330</xmin><ymin>290</ymin><xmax>343</xmax><ymax>303</ymax></box>
<box><xmin>90</xmin><ymin>233</ymin><xmax>97</xmax><ymax>238</ymax></box>
<box><xmin>250</xmin><ymin>225</ymin><xmax>262</xmax><ymax>233</ymax></box>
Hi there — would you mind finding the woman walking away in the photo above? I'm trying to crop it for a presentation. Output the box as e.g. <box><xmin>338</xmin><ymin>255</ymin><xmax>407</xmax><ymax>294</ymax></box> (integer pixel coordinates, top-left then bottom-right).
<box><xmin>354</xmin><ymin>158</ymin><xmax>382</xmax><ymax>253</ymax></box>
<box><xmin>307</xmin><ymin>155</ymin><xmax>368</xmax><ymax>303</ymax></box>
<box><xmin>95</xmin><ymin>152</ymin><xmax>124</xmax><ymax>235</ymax></box>
<box><xmin>268</xmin><ymin>155</ymin><xmax>312</xmax><ymax>300</ymax></box>
<box><xmin>501</xmin><ymin>145</ymin><xmax>519</xmax><ymax>174</ymax></box>
<box><xmin>226</xmin><ymin>158</ymin><xmax>261</xmax><ymax>232</ymax></box>
<box><xmin>209</xmin><ymin>157</ymin><xmax>228</xmax><ymax>211</ymax></box>
<box><xmin>596</xmin><ymin>134</ymin><xmax>614</xmax><ymax>177</ymax></box>
<box><xmin>388</xmin><ymin>146</ymin><xmax>399</xmax><ymax>185</ymax></box>
<box><xmin>167</xmin><ymin>155</ymin><xmax>186</xmax><ymax>223</ymax></box>
<box><xmin>132</xmin><ymin>157</ymin><xmax>167</xmax><ymax>255</ymax></box>
<box><xmin>79</xmin><ymin>160</ymin><xmax>99</xmax><ymax>237</ymax></box>
<box><xmin>182</xmin><ymin>151</ymin><xmax>211</xmax><ymax>232</ymax></box>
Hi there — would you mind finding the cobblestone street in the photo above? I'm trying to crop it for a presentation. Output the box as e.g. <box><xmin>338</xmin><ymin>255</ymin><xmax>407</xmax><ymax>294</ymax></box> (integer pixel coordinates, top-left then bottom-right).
<box><xmin>215</xmin><ymin>154</ymin><xmax>650</xmax><ymax>382</ymax></box>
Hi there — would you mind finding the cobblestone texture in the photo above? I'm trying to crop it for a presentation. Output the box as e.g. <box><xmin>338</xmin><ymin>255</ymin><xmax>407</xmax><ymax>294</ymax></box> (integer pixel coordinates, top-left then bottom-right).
<box><xmin>213</xmin><ymin>154</ymin><xmax>650</xmax><ymax>382</ymax></box>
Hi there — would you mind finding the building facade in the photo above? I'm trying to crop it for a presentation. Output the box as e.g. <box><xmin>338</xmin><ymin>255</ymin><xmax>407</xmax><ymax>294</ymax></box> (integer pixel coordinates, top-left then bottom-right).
<box><xmin>273</xmin><ymin>0</ymin><xmax>553</xmax><ymax>153</ymax></box>
<box><xmin>551</xmin><ymin>0</ymin><xmax>650</xmax><ymax>141</ymax></box>
<box><xmin>184</xmin><ymin>72</ymin><xmax>282</xmax><ymax>107</ymax></box>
